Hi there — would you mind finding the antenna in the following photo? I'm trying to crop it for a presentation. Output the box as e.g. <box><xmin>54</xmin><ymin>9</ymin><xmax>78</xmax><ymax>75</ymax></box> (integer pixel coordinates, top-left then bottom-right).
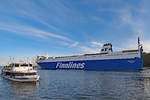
<box><xmin>12</xmin><ymin>57</ymin><xmax>14</xmax><ymax>64</ymax></box>
<box><xmin>9</xmin><ymin>56</ymin><xmax>11</xmax><ymax>64</ymax></box>
<box><xmin>138</xmin><ymin>36</ymin><xmax>140</xmax><ymax>50</ymax></box>
<box><xmin>138</xmin><ymin>36</ymin><xmax>143</xmax><ymax>52</ymax></box>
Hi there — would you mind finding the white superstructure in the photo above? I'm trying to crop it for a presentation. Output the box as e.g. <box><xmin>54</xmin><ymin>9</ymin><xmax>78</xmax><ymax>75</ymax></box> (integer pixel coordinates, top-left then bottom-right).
<box><xmin>1</xmin><ymin>63</ymin><xmax>40</xmax><ymax>83</ymax></box>
<box><xmin>37</xmin><ymin>43</ymin><xmax>140</xmax><ymax>62</ymax></box>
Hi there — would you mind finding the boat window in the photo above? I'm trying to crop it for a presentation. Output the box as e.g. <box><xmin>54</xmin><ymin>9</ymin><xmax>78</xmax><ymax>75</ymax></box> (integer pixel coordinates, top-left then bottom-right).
<box><xmin>15</xmin><ymin>64</ymin><xmax>19</xmax><ymax>67</ymax></box>
<box><xmin>6</xmin><ymin>72</ymin><xmax>11</xmax><ymax>75</ymax></box>
<box><xmin>25</xmin><ymin>73</ymin><xmax>36</xmax><ymax>75</ymax></box>
<box><xmin>20</xmin><ymin>64</ymin><xmax>28</xmax><ymax>66</ymax></box>
<box><xmin>109</xmin><ymin>48</ymin><xmax>112</xmax><ymax>51</ymax></box>
<box><xmin>12</xmin><ymin>73</ymin><xmax>24</xmax><ymax>76</ymax></box>
<box><xmin>101</xmin><ymin>49</ymin><xmax>104</xmax><ymax>51</ymax></box>
<box><xmin>29</xmin><ymin>64</ymin><xmax>32</xmax><ymax>66</ymax></box>
<box><xmin>11</xmin><ymin>73</ymin><xmax>36</xmax><ymax>76</ymax></box>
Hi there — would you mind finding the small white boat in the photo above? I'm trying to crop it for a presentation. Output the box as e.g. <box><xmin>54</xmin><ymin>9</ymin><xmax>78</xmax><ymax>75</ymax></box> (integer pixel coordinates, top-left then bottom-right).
<box><xmin>1</xmin><ymin>63</ymin><xmax>40</xmax><ymax>83</ymax></box>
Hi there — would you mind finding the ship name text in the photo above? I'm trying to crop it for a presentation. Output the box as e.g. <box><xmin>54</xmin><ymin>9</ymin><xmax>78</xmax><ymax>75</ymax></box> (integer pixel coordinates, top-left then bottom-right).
<box><xmin>56</xmin><ymin>62</ymin><xmax>85</xmax><ymax>69</ymax></box>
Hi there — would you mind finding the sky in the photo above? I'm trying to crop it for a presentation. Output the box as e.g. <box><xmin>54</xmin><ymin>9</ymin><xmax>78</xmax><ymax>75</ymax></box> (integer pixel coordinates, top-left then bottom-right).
<box><xmin>0</xmin><ymin>0</ymin><xmax>150</xmax><ymax>65</ymax></box>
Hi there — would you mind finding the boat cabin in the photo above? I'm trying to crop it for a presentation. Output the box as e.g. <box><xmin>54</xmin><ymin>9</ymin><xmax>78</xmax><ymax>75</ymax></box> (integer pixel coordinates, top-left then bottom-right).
<box><xmin>6</xmin><ymin>63</ymin><xmax>32</xmax><ymax>67</ymax></box>
<box><xmin>101</xmin><ymin>43</ymin><xmax>113</xmax><ymax>54</ymax></box>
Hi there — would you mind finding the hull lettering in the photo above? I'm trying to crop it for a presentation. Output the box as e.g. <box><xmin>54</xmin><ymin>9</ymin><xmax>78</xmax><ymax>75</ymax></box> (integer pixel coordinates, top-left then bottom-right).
<box><xmin>56</xmin><ymin>62</ymin><xmax>85</xmax><ymax>69</ymax></box>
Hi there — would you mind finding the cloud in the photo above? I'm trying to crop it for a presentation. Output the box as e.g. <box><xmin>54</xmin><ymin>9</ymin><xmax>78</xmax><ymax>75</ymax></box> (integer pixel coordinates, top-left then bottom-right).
<box><xmin>120</xmin><ymin>9</ymin><xmax>145</xmax><ymax>34</ymax></box>
<box><xmin>122</xmin><ymin>36</ymin><xmax>150</xmax><ymax>52</ymax></box>
<box><xmin>16</xmin><ymin>0</ymin><xmax>85</xmax><ymax>25</ymax></box>
<box><xmin>0</xmin><ymin>0</ymin><xmax>86</xmax><ymax>33</ymax></box>
<box><xmin>0</xmin><ymin>23</ymin><xmax>71</xmax><ymax>41</ymax></box>
<box><xmin>6</xmin><ymin>0</ymin><xmax>60</xmax><ymax>31</ymax></box>
<box><xmin>80</xmin><ymin>41</ymin><xmax>127</xmax><ymax>53</ymax></box>
<box><xmin>117</xmin><ymin>1</ymin><xmax>150</xmax><ymax>36</ymax></box>
<box><xmin>0</xmin><ymin>57</ymin><xmax>9</xmax><ymax>66</ymax></box>
<box><xmin>91</xmin><ymin>41</ymin><xmax>103</xmax><ymax>47</ymax></box>
<box><xmin>0</xmin><ymin>0</ymin><xmax>84</xmax><ymax>49</ymax></box>
<box><xmin>80</xmin><ymin>46</ymin><xmax>99</xmax><ymax>54</ymax></box>
<box><xmin>79</xmin><ymin>41</ymin><xmax>104</xmax><ymax>53</ymax></box>
<box><xmin>92</xmin><ymin>0</ymin><xmax>149</xmax><ymax>36</ymax></box>
<box><xmin>0</xmin><ymin>22</ymin><xmax>82</xmax><ymax>51</ymax></box>
<box><xmin>20</xmin><ymin>10</ymin><xmax>58</xmax><ymax>31</ymax></box>
<box><xmin>142</xmin><ymin>41</ymin><xmax>150</xmax><ymax>52</ymax></box>
<box><xmin>69</xmin><ymin>42</ymin><xmax>79</xmax><ymax>47</ymax></box>
<box><xmin>128</xmin><ymin>40</ymin><xmax>150</xmax><ymax>52</ymax></box>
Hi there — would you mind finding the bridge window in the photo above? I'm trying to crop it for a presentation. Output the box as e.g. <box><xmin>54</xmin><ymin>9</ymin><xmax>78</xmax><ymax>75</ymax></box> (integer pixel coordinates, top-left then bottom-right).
<box><xmin>109</xmin><ymin>48</ymin><xmax>112</xmax><ymax>51</ymax></box>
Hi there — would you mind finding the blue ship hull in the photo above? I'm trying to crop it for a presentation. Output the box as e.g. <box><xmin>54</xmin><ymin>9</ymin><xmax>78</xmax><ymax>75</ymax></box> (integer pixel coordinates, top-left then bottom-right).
<box><xmin>37</xmin><ymin>57</ymin><xmax>143</xmax><ymax>70</ymax></box>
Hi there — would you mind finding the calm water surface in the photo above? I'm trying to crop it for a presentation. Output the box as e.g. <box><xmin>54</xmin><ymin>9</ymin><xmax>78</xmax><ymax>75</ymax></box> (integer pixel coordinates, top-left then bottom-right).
<box><xmin>1</xmin><ymin>67</ymin><xmax>150</xmax><ymax>100</ymax></box>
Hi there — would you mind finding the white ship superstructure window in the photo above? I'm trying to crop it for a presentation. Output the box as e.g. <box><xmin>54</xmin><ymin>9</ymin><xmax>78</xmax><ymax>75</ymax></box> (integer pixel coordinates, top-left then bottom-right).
<box><xmin>15</xmin><ymin>64</ymin><xmax>19</xmax><ymax>67</ymax></box>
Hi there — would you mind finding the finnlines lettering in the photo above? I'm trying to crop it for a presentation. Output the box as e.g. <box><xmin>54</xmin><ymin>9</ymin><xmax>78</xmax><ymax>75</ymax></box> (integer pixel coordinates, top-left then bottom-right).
<box><xmin>56</xmin><ymin>62</ymin><xmax>85</xmax><ymax>69</ymax></box>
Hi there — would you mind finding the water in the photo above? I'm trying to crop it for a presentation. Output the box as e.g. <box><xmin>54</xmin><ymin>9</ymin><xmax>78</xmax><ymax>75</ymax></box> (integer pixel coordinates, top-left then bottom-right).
<box><xmin>1</xmin><ymin>67</ymin><xmax>150</xmax><ymax>100</ymax></box>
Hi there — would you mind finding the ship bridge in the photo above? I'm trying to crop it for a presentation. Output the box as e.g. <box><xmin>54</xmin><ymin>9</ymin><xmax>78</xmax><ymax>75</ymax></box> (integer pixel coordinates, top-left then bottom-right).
<box><xmin>101</xmin><ymin>43</ymin><xmax>113</xmax><ymax>54</ymax></box>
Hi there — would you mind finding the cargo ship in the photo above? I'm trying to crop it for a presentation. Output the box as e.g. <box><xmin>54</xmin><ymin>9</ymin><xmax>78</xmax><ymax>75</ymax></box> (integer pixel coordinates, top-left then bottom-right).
<box><xmin>36</xmin><ymin>38</ymin><xmax>143</xmax><ymax>70</ymax></box>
